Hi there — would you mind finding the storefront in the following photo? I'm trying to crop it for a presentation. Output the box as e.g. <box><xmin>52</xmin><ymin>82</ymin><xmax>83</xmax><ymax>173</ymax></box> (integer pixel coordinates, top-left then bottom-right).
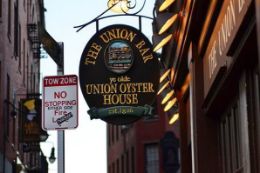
<box><xmin>187</xmin><ymin>0</ymin><xmax>260</xmax><ymax>172</ymax></box>
<box><xmin>157</xmin><ymin>0</ymin><xmax>260</xmax><ymax>172</ymax></box>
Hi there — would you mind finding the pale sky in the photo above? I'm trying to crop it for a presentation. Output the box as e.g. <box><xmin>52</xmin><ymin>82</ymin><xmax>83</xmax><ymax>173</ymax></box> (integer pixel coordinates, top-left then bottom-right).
<box><xmin>40</xmin><ymin>0</ymin><xmax>154</xmax><ymax>172</ymax></box>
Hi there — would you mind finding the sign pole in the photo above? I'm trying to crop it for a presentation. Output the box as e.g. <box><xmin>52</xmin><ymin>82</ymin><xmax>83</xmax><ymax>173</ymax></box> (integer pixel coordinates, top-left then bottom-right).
<box><xmin>57</xmin><ymin>43</ymin><xmax>64</xmax><ymax>173</ymax></box>
<box><xmin>58</xmin><ymin>130</ymin><xmax>65</xmax><ymax>173</ymax></box>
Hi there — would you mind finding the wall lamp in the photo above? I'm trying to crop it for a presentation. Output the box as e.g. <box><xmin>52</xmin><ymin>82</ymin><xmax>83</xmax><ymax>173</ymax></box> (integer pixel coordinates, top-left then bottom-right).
<box><xmin>157</xmin><ymin>0</ymin><xmax>176</xmax><ymax>12</ymax></box>
<box><xmin>157</xmin><ymin>65</ymin><xmax>179</xmax><ymax>125</ymax></box>
<box><xmin>152</xmin><ymin>0</ymin><xmax>183</xmax><ymax>52</ymax></box>
<box><xmin>156</xmin><ymin>12</ymin><xmax>178</xmax><ymax>35</ymax></box>
<box><xmin>153</xmin><ymin>31</ymin><xmax>177</xmax><ymax>52</ymax></box>
<box><xmin>168</xmin><ymin>105</ymin><xmax>179</xmax><ymax>125</ymax></box>
<box><xmin>152</xmin><ymin>34</ymin><xmax>170</xmax><ymax>53</ymax></box>
<box><xmin>49</xmin><ymin>147</ymin><xmax>56</xmax><ymax>163</ymax></box>
<box><xmin>41</xmin><ymin>141</ymin><xmax>56</xmax><ymax>163</ymax></box>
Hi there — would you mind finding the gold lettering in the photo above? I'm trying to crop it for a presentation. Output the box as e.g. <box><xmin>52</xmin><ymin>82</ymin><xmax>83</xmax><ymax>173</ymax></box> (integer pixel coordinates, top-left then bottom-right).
<box><xmin>85</xmin><ymin>58</ymin><xmax>95</xmax><ymax>65</ymax></box>
<box><xmin>86</xmin><ymin>84</ymin><xmax>117</xmax><ymax>94</ymax></box>
<box><xmin>120</xmin><ymin>29</ymin><xmax>128</xmax><ymax>39</ymax></box>
<box><xmin>230</xmin><ymin>0</ymin><xmax>236</xmax><ymax>27</ymax></box>
<box><xmin>143</xmin><ymin>54</ymin><xmax>153</xmax><ymax>63</ymax></box>
<box><xmin>86</xmin><ymin>85</ymin><xmax>92</xmax><ymax>94</ymax></box>
<box><xmin>140</xmin><ymin>48</ymin><xmax>149</xmax><ymax>57</ymax></box>
<box><xmin>111</xmin><ymin>94</ymin><xmax>120</xmax><ymax>104</ymax></box>
<box><xmin>217</xmin><ymin>0</ymin><xmax>236</xmax><ymax>56</ymax></box>
<box><xmin>100</xmin><ymin>33</ymin><xmax>110</xmax><ymax>43</ymax></box>
<box><xmin>103</xmin><ymin>94</ymin><xmax>139</xmax><ymax>105</ymax></box>
<box><xmin>100</xmin><ymin>29</ymin><xmax>137</xmax><ymax>43</ymax></box>
<box><xmin>87</xmin><ymin>82</ymin><xmax>155</xmax><ymax>105</ymax></box>
<box><xmin>103</xmin><ymin>94</ymin><xmax>111</xmax><ymax>105</ymax></box>
<box><xmin>127</xmin><ymin>31</ymin><xmax>137</xmax><ymax>42</ymax></box>
<box><xmin>135</xmin><ymin>40</ymin><xmax>145</xmax><ymax>49</ymax></box>
<box><xmin>136</xmin><ymin>40</ymin><xmax>153</xmax><ymax>63</ymax></box>
<box><xmin>93</xmin><ymin>85</ymin><xmax>100</xmax><ymax>94</ymax></box>
<box><xmin>87</xmin><ymin>43</ymin><xmax>101</xmax><ymax>59</ymax></box>
<box><xmin>209</xmin><ymin>41</ymin><xmax>217</xmax><ymax>79</ymax></box>
<box><xmin>148</xmin><ymin>83</ymin><xmax>154</xmax><ymax>92</ymax></box>
<box><xmin>142</xmin><ymin>83</ymin><xmax>149</xmax><ymax>92</ymax></box>
<box><xmin>108</xmin><ymin>29</ymin><xmax>117</xmax><ymax>41</ymax></box>
<box><xmin>119</xmin><ymin>83</ymin><xmax>127</xmax><ymax>93</ymax></box>
<box><xmin>238</xmin><ymin>0</ymin><xmax>245</xmax><ymax>13</ymax></box>
<box><xmin>132</xmin><ymin>94</ymin><xmax>138</xmax><ymax>104</ymax></box>
<box><xmin>85</xmin><ymin>42</ymin><xmax>102</xmax><ymax>65</ymax></box>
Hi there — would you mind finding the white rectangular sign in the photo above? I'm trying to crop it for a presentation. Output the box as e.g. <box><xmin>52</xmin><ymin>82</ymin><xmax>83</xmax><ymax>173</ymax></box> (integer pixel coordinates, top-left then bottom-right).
<box><xmin>42</xmin><ymin>75</ymin><xmax>78</xmax><ymax>130</ymax></box>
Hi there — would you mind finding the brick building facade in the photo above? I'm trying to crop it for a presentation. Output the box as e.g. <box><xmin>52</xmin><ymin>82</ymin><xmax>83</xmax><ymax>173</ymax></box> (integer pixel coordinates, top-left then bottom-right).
<box><xmin>0</xmin><ymin>0</ymin><xmax>48</xmax><ymax>172</ymax></box>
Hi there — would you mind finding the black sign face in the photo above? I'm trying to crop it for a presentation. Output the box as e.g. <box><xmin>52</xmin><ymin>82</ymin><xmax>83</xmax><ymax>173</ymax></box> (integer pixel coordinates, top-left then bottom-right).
<box><xmin>79</xmin><ymin>24</ymin><xmax>159</xmax><ymax>125</ymax></box>
<box><xmin>21</xmin><ymin>98</ymin><xmax>46</xmax><ymax>142</ymax></box>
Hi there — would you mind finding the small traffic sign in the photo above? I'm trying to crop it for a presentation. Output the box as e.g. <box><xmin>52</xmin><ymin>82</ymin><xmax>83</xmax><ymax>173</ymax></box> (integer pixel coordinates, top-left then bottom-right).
<box><xmin>42</xmin><ymin>75</ymin><xmax>78</xmax><ymax>130</ymax></box>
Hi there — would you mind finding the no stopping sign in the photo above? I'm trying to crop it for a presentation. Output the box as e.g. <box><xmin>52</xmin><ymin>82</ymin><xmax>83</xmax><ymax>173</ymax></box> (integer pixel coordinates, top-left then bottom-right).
<box><xmin>42</xmin><ymin>75</ymin><xmax>78</xmax><ymax>130</ymax></box>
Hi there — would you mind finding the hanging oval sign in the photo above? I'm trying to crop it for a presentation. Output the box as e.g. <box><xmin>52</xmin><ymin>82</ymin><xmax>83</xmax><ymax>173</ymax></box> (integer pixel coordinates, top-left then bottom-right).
<box><xmin>79</xmin><ymin>24</ymin><xmax>159</xmax><ymax>125</ymax></box>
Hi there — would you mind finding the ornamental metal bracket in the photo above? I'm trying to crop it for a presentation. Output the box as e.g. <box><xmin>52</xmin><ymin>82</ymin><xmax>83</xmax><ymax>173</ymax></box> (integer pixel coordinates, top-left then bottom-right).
<box><xmin>73</xmin><ymin>0</ymin><xmax>153</xmax><ymax>32</ymax></box>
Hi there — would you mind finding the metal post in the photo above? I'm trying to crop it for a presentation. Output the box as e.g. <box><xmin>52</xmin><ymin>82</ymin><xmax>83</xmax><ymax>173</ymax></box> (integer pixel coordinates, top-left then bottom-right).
<box><xmin>58</xmin><ymin>131</ymin><xmax>65</xmax><ymax>173</ymax></box>
<box><xmin>57</xmin><ymin>42</ymin><xmax>65</xmax><ymax>173</ymax></box>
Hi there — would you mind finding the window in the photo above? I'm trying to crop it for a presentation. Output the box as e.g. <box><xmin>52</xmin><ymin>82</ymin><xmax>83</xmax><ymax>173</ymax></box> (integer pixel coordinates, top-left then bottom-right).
<box><xmin>220</xmin><ymin>103</ymin><xmax>242</xmax><ymax>172</ymax></box>
<box><xmin>245</xmin><ymin>66</ymin><xmax>260</xmax><ymax>172</ymax></box>
<box><xmin>145</xmin><ymin>143</ymin><xmax>159</xmax><ymax>173</ymax></box>
<box><xmin>219</xmin><ymin>73</ymin><xmax>251</xmax><ymax>173</ymax></box>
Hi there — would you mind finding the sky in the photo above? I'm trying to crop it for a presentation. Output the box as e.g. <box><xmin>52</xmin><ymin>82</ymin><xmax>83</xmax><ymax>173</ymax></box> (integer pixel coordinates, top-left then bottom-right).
<box><xmin>40</xmin><ymin>0</ymin><xmax>154</xmax><ymax>172</ymax></box>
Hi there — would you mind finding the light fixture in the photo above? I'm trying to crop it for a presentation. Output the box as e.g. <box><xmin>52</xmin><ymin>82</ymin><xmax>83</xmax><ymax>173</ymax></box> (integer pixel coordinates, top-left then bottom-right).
<box><xmin>153</xmin><ymin>32</ymin><xmax>173</xmax><ymax>52</ymax></box>
<box><xmin>167</xmin><ymin>103</ymin><xmax>179</xmax><ymax>124</ymax></box>
<box><xmin>158</xmin><ymin>0</ymin><xmax>176</xmax><ymax>12</ymax></box>
<box><xmin>156</xmin><ymin>13</ymin><xmax>178</xmax><ymax>35</ymax></box>
<box><xmin>160</xmin><ymin>68</ymin><xmax>171</xmax><ymax>83</ymax></box>
<box><xmin>157</xmin><ymin>65</ymin><xmax>179</xmax><ymax>125</ymax></box>
<box><xmin>157</xmin><ymin>80</ymin><xmax>170</xmax><ymax>95</ymax></box>
<box><xmin>169</xmin><ymin>112</ymin><xmax>179</xmax><ymax>124</ymax></box>
<box><xmin>107</xmin><ymin>0</ymin><xmax>129</xmax><ymax>13</ymax></box>
<box><xmin>40</xmin><ymin>131</ymin><xmax>49</xmax><ymax>142</ymax></box>
<box><xmin>23</xmin><ymin>99</ymin><xmax>37</xmax><ymax>121</ymax></box>
<box><xmin>49</xmin><ymin>147</ymin><xmax>56</xmax><ymax>163</ymax></box>
<box><xmin>164</xmin><ymin>97</ymin><xmax>177</xmax><ymax>112</ymax></box>
<box><xmin>161</xmin><ymin>90</ymin><xmax>174</xmax><ymax>104</ymax></box>
<box><xmin>152</xmin><ymin>0</ymin><xmax>183</xmax><ymax>52</ymax></box>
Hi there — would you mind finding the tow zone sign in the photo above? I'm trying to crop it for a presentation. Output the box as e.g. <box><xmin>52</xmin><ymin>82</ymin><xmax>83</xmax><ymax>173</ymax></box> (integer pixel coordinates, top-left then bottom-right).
<box><xmin>42</xmin><ymin>75</ymin><xmax>78</xmax><ymax>130</ymax></box>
